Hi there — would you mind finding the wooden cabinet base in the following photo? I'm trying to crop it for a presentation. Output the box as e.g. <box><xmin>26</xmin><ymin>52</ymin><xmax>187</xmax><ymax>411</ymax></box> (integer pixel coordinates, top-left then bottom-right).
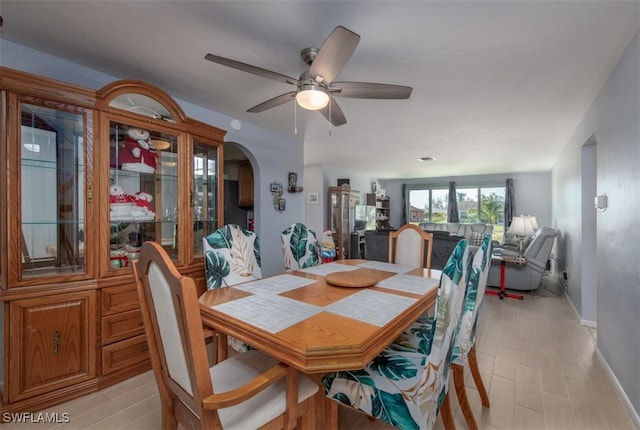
<box><xmin>0</xmin><ymin>378</ymin><xmax>98</xmax><ymax>419</ymax></box>
<box><xmin>101</xmin><ymin>334</ymin><xmax>151</xmax><ymax>375</ymax></box>
<box><xmin>97</xmin><ymin>360</ymin><xmax>152</xmax><ymax>391</ymax></box>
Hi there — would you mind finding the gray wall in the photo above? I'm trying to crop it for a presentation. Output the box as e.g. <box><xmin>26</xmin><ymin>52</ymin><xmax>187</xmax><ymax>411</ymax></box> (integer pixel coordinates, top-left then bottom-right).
<box><xmin>3</xmin><ymin>40</ymin><xmax>305</xmax><ymax>277</ymax></box>
<box><xmin>303</xmin><ymin>163</ymin><xmax>374</xmax><ymax>238</ymax></box>
<box><xmin>552</xmin><ymin>31</ymin><xmax>639</xmax><ymax>420</ymax></box>
<box><xmin>382</xmin><ymin>172</ymin><xmax>552</xmax><ymax>232</ymax></box>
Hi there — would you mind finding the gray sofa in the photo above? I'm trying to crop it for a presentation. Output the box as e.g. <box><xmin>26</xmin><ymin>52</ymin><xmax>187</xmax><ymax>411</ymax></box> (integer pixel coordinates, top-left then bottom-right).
<box><xmin>487</xmin><ymin>226</ymin><xmax>557</xmax><ymax>291</ymax></box>
<box><xmin>363</xmin><ymin>229</ymin><xmax>463</xmax><ymax>270</ymax></box>
<box><xmin>365</xmin><ymin>223</ymin><xmax>493</xmax><ymax>270</ymax></box>
<box><xmin>419</xmin><ymin>222</ymin><xmax>494</xmax><ymax>253</ymax></box>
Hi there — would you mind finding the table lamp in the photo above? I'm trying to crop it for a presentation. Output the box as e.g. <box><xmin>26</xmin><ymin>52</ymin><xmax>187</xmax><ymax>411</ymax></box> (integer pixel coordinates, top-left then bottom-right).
<box><xmin>507</xmin><ymin>215</ymin><xmax>535</xmax><ymax>258</ymax></box>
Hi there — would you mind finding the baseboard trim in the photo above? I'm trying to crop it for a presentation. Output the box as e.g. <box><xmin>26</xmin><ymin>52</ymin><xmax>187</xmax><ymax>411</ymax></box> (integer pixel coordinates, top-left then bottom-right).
<box><xmin>580</xmin><ymin>318</ymin><xmax>597</xmax><ymax>328</ymax></box>
<box><xmin>565</xmin><ymin>291</ymin><xmax>581</xmax><ymax>320</ymax></box>
<box><xmin>565</xmin><ymin>290</ymin><xmax>638</xmax><ymax>426</ymax></box>
<box><xmin>594</xmin><ymin>346</ymin><xmax>640</xmax><ymax>428</ymax></box>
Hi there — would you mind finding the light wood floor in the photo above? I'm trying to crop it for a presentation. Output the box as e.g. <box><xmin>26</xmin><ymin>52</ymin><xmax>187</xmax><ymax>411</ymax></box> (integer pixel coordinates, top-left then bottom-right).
<box><xmin>4</xmin><ymin>276</ymin><xmax>636</xmax><ymax>429</ymax></box>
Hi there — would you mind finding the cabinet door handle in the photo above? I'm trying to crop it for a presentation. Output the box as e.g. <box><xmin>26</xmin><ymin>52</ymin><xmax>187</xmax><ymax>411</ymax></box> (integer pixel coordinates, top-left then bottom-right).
<box><xmin>87</xmin><ymin>183</ymin><xmax>93</xmax><ymax>204</ymax></box>
<box><xmin>53</xmin><ymin>331</ymin><xmax>61</xmax><ymax>355</ymax></box>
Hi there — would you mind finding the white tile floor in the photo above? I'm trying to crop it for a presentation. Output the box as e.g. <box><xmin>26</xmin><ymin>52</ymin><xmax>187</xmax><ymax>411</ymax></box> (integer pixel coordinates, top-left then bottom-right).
<box><xmin>3</xmin><ymin>275</ymin><xmax>636</xmax><ymax>429</ymax></box>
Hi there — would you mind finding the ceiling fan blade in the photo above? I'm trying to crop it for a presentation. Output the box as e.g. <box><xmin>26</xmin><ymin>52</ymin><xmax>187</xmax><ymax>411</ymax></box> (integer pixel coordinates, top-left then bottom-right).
<box><xmin>309</xmin><ymin>26</ymin><xmax>360</xmax><ymax>84</ymax></box>
<box><xmin>331</xmin><ymin>82</ymin><xmax>413</xmax><ymax>99</ymax></box>
<box><xmin>205</xmin><ymin>54</ymin><xmax>298</xmax><ymax>85</ymax></box>
<box><xmin>318</xmin><ymin>96</ymin><xmax>347</xmax><ymax>127</ymax></box>
<box><xmin>247</xmin><ymin>92</ymin><xmax>296</xmax><ymax>113</ymax></box>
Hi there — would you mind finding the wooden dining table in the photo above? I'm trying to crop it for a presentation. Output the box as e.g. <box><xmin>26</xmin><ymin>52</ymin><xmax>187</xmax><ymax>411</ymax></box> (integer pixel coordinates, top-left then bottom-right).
<box><xmin>199</xmin><ymin>259</ymin><xmax>441</xmax><ymax>428</ymax></box>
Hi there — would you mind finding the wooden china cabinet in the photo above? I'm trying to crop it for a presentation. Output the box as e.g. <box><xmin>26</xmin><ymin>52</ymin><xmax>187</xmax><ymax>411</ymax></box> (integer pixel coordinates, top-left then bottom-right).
<box><xmin>0</xmin><ymin>67</ymin><xmax>225</xmax><ymax>415</ymax></box>
<box><xmin>328</xmin><ymin>185</ymin><xmax>360</xmax><ymax>259</ymax></box>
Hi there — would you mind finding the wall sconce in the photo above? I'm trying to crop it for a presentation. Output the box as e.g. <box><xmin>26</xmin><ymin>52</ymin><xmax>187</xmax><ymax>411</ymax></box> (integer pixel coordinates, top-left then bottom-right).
<box><xmin>594</xmin><ymin>193</ymin><xmax>607</xmax><ymax>211</ymax></box>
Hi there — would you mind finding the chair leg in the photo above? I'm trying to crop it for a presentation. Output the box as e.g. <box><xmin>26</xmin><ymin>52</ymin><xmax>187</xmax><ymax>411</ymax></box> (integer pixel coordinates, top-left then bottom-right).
<box><xmin>439</xmin><ymin>391</ymin><xmax>456</xmax><ymax>430</ymax></box>
<box><xmin>453</xmin><ymin>364</ymin><xmax>478</xmax><ymax>430</ymax></box>
<box><xmin>469</xmin><ymin>345</ymin><xmax>490</xmax><ymax>408</ymax></box>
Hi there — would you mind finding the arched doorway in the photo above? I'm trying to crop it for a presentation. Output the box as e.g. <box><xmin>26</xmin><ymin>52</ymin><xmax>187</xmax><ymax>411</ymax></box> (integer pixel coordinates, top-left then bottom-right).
<box><xmin>223</xmin><ymin>142</ymin><xmax>255</xmax><ymax>231</ymax></box>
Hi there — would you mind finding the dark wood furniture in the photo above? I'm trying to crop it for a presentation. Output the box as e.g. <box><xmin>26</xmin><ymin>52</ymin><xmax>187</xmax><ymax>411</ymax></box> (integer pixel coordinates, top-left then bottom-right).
<box><xmin>365</xmin><ymin>228</ymin><xmax>462</xmax><ymax>270</ymax></box>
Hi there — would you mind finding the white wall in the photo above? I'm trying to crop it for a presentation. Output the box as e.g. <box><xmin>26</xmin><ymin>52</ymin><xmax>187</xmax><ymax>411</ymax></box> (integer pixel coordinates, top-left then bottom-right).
<box><xmin>3</xmin><ymin>41</ymin><xmax>305</xmax><ymax>277</ymax></box>
<box><xmin>552</xmin><ymin>31</ymin><xmax>639</xmax><ymax>422</ymax></box>
<box><xmin>382</xmin><ymin>172</ymin><xmax>552</xmax><ymax>231</ymax></box>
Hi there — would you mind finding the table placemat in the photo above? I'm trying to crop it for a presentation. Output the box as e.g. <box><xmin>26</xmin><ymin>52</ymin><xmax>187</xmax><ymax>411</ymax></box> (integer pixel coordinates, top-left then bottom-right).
<box><xmin>212</xmin><ymin>294</ymin><xmax>323</xmax><ymax>333</ymax></box>
<box><xmin>325</xmin><ymin>289</ymin><xmax>418</xmax><ymax>327</ymax></box>
<box><xmin>376</xmin><ymin>273</ymin><xmax>440</xmax><ymax>295</ymax></box>
<box><xmin>297</xmin><ymin>262</ymin><xmax>359</xmax><ymax>277</ymax></box>
<box><xmin>233</xmin><ymin>274</ymin><xmax>317</xmax><ymax>295</ymax></box>
<box><xmin>357</xmin><ymin>260</ymin><xmax>415</xmax><ymax>274</ymax></box>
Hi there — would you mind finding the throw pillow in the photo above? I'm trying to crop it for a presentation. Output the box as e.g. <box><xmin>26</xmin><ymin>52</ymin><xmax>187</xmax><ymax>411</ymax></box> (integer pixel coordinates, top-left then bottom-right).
<box><xmin>471</xmin><ymin>231</ymin><xmax>484</xmax><ymax>246</ymax></box>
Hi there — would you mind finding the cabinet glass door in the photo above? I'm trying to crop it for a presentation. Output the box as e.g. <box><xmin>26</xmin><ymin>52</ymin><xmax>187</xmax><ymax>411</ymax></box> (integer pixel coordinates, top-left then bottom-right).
<box><xmin>19</xmin><ymin>103</ymin><xmax>87</xmax><ymax>279</ymax></box>
<box><xmin>340</xmin><ymin>192</ymin><xmax>349</xmax><ymax>258</ymax></box>
<box><xmin>192</xmin><ymin>141</ymin><xmax>219</xmax><ymax>257</ymax></box>
<box><xmin>108</xmin><ymin>120</ymin><xmax>178</xmax><ymax>269</ymax></box>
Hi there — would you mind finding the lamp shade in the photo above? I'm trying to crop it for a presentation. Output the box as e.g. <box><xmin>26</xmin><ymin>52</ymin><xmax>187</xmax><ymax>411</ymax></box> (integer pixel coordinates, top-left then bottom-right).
<box><xmin>296</xmin><ymin>84</ymin><xmax>329</xmax><ymax>110</ymax></box>
<box><xmin>526</xmin><ymin>215</ymin><xmax>539</xmax><ymax>230</ymax></box>
<box><xmin>507</xmin><ymin>216</ymin><xmax>535</xmax><ymax>237</ymax></box>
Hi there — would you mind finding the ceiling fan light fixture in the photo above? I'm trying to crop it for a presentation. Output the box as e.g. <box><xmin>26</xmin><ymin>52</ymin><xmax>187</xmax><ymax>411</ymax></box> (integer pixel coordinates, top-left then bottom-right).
<box><xmin>296</xmin><ymin>84</ymin><xmax>329</xmax><ymax>110</ymax></box>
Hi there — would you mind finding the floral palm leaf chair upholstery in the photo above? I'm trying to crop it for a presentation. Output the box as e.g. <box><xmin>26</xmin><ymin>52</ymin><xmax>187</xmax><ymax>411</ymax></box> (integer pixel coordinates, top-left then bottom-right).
<box><xmin>323</xmin><ymin>239</ymin><xmax>470</xmax><ymax>430</ymax></box>
<box><xmin>203</xmin><ymin>224</ymin><xmax>261</xmax><ymax>353</ymax></box>
<box><xmin>280</xmin><ymin>222</ymin><xmax>321</xmax><ymax>270</ymax></box>
<box><xmin>450</xmin><ymin>233</ymin><xmax>492</xmax><ymax>429</ymax></box>
<box><xmin>203</xmin><ymin>224</ymin><xmax>261</xmax><ymax>289</ymax></box>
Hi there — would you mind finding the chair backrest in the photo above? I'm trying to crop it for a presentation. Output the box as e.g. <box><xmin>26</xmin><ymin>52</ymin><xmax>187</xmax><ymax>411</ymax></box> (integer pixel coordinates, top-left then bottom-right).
<box><xmin>280</xmin><ymin>222</ymin><xmax>321</xmax><ymax>270</ymax></box>
<box><xmin>452</xmin><ymin>233</ymin><xmax>492</xmax><ymax>365</ymax></box>
<box><xmin>523</xmin><ymin>226</ymin><xmax>557</xmax><ymax>272</ymax></box>
<box><xmin>133</xmin><ymin>241</ymin><xmax>218</xmax><ymax>426</ymax></box>
<box><xmin>427</xmin><ymin>238</ymin><xmax>470</xmax><ymax>425</ymax></box>
<box><xmin>203</xmin><ymin>224</ymin><xmax>261</xmax><ymax>289</ymax></box>
<box><xmin>388</xmin><ymin>223</ymin><xmax>434</xmax><ymax>269</ymax></box>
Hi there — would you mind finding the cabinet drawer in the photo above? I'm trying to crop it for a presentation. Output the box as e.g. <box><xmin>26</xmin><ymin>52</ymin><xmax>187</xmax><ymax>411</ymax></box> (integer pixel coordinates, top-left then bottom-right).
<box><xmin>101</xmin><ymin>283</ymin><xmax>139</xmax><ymax>315</ymax></box>
<box><xmin>101</xmin><ymin>334</ymin><xmax>150</xmax><ymax>375</ymax></box>
<box><xmin>101</xmin><ymin>309</ymin><xmax>145</xmax><ymax>345</ymax></box>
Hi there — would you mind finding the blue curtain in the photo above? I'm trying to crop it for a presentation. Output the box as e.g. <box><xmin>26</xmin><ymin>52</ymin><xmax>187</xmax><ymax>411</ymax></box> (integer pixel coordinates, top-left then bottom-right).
<box><xmin>504</xmin><ymin>178</ymin><xmax>515</xmax><ymax>231</ymax></box>
<box><xmin>447</xmin><ymin>181</ymin><xmax>459</xmax><ymax>222</ymax></box>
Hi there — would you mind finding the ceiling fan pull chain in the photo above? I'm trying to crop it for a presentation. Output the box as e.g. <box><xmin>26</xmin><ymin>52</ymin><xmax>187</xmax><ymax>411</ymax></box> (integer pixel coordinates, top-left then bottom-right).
<box><xmin>328</xmin><ymin>98</ymin><xmax>332</xmax><ymax>136</ymax></box>
<box><xmin>294</xmin><ymin>99</ymin><xmax>298</xmax><ymax>135</ymax></box>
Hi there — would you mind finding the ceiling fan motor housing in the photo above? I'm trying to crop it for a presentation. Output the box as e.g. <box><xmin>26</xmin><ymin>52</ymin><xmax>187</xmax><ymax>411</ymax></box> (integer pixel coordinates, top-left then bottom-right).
<box><xmin>300</xmin><ymin>47</ymin><xmax>319</xmax><ymax>65</ymax></box>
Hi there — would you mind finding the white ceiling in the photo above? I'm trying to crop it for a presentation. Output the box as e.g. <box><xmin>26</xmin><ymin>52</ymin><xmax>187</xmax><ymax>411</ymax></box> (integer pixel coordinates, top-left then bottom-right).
<box><xmin>2</xmin><ymin>1</ymin><xmax>638</xmax><ymax>179</ymax></box>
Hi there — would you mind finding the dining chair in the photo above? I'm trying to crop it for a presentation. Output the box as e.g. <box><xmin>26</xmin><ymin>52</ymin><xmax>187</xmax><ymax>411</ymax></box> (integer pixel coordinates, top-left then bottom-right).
<box><xmin>133</xmin><ymin>241</ymin><xmax>319</xmax><ymax>430</ymax></box>
<box><xmin>390</xmin><ymin>233</ymin><xmax>492</xmax><ymax>429</ymax></box>
<box><xmin>203</xmin><ymin>224</ymin><xmax>261</xmax><ymax>355</ymax></box>
<box><xmin>323</xmin><ymin>239</ymin><xmax>470</xmax><ymax>430</ymax></box>
<box><xmin>388</xmin><ymin>223</ymin><xmax>434</xmax><ymax>269</ymax></box>
<box><xmin>203</xmin><ymin>224</ymin><xmax>261</xmax><ymax>289</ymax></box>
<box><xmin>450</xmin><ymin>233</ymin><xmax>492</xmax><ymax>429</ymax></box>
<box><xmin>280</xmin><ymin>222</ymin><xmax>321</xmax><ymax>270</ymax></box>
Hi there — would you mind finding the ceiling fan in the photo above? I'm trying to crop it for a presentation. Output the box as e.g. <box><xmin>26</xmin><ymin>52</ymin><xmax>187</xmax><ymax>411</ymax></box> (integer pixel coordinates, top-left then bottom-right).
<box><xmin>204</xmin><ymin>25</ymin><xmax>412</xmax><ymax>127</ymax></box>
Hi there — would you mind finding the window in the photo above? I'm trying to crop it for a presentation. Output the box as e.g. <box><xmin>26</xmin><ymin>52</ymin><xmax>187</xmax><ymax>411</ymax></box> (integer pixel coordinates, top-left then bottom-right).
<box><xmin>407</xmin><ymin>185</ymin><xmax>506</xmax><ymax>242</ymax></box>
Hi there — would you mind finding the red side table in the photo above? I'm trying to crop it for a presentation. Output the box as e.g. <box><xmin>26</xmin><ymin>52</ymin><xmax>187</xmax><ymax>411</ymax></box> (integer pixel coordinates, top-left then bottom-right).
<box><xmin>486</xmin><ymin>255</ymin><xmax>525</xmax><ymax>300</ymax></box>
